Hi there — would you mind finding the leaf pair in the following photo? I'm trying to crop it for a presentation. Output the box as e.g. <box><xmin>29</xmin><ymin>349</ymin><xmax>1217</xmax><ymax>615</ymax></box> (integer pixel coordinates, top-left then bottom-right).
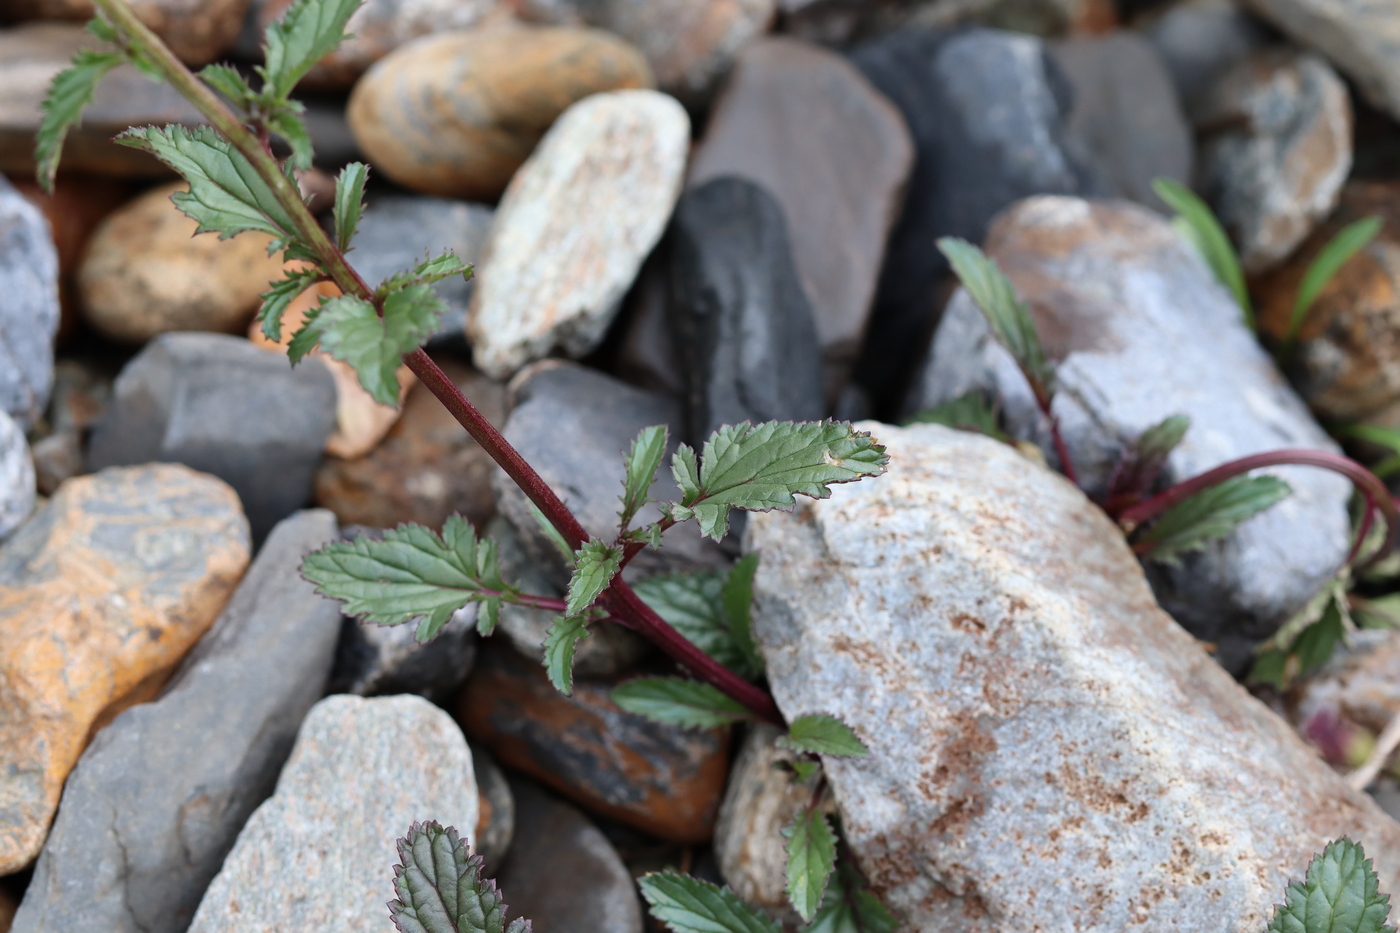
<box><xmin>389</xmin><ymin>821</ymin><xmax>531</xmax><ymax>933</ymax></box>
<box><xmin>543</xmin><ymin>538</ymin><xmax>625</xmax><ymax>695</ymax></box>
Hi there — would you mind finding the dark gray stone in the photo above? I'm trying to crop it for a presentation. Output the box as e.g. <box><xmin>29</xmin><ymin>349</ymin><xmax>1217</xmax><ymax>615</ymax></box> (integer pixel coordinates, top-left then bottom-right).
<box><xmin>1144</xmin><ymin>0</ymin><xmax>1276</xmax><ymax>121</ymax></box>
<box><xmin>0</xmin><ymin>173</ymin><xmax>59</xmax><ymax>431</ymax></box>
<box><xmin>669</xmin><ymin>178</ymin><xmax>826</xmax><ymax>446</ymax></box>
<box><xmin>87</xmin><ymin>333</ymin><xmax>337</xmax><ymax>541</ymax></box>
<box><xmin>11</xmin><ymin>510</ymin><xmax>342</xmax><ymax>933</ymax></box>
<box><xmin>327</xmin><ymin>607</ymin><xmax>477</xmax><ymax>702</ymax></box>
<box><xmin>849</xmin><ymin>27</ymin><xmax>1100</xmax><ymax>409</ymax></box>
<box><xmin>471</xmin><ymin>746</ymin><xmax>514</xmax><ymax>877</ymax></box>
<box><xmin>496</xmin><ymin>778</ymin><xmax>643</xmax><ymax>933</ymax></box>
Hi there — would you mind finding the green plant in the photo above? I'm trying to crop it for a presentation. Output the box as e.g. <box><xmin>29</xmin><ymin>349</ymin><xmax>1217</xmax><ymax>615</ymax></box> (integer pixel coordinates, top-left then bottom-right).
<box><xmin>388</xmin><ymin>821</ymin><xmax>531</xmax><ymax>933</ymax></box>
<box><xmin>1267</xmin><ymin>838</ymin><xmax>1394</xmax><ymax>933</ymax></box>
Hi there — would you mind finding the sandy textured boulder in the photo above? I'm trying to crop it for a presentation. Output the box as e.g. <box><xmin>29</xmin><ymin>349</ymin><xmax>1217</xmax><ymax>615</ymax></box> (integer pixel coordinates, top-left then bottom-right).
<box><xmin>747</xmin><ymin>421</ymin><xmax>1400</xmax><ymax>932</ymax></box>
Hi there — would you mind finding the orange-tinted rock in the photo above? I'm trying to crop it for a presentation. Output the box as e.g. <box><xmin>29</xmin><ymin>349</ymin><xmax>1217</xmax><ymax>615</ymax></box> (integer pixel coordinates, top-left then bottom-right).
<box><xmin>3</xmin><ymin>0</ymin><xmax>252</xmax><ymax>65</ymax></box>
<box><xmin>313</xmin><ymin>357</ymin><xmax>504</xmax><ymax>529</ymax></box>
<box><xmin>78</xmin><ymin>182</ymin><xmax>285</xmax><ymax>343</ymax></box>
<box><xmin>456</xmin><ymin>643</ymin><xmax>729</xmax><ymax>843</ymax></box>
<box><xmin>347</xmin><ymin>24</ymin><xmax>653</xmax><ymax>200</ymax></box>
<box><xmin>0</xmin><ymin>464</ymin><xmax>250</xmax><ymax>873</ymax></box>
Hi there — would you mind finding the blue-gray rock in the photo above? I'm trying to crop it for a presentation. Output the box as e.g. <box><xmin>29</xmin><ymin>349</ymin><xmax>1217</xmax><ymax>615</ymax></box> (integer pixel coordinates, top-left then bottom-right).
<box><xmin>849</xmin><ymin>27</ymin><xmax>1100</xmax><ymax>409</ymax></box>
<box><xmin>87</xmin><ymin>333</ymin><xmax>337</xmax><ymax>541</ymax></box>
<box><xmin>669</xmin><ymin>178</ymin><xmax>826</xmax><ymax>446</ymax></box>
<box><xmin>0</xmin><ymin>173</ymin><xmax>59</xmax><ymax>431</ymax></box>
<box><xmin>327</xmin><ymin>604</ymin><xmax>478</xmax><ymax>703</ymax></box>
<box><xmin>472</xmin><ymin>746</ymin><xmax>514</xmax><ymax>877</ymax></box>
<box><xmin>10</xmin><ymin>510</ymin><xmax>342</xmax><ymax>933</ymax></box>
<box><xmin>912</xmin><ymin>196</ymin><xmax>1351</xmax><ymax>670</ymax></box>
<box><xmin>0</xmin><ymin>409</ymin><xmax>34</xmax><ymax>542</ymax></box>
<box><xmin>1144</xmin><ymin>0</ymin><xmax>1276</xmax><ymax>120</ymax></box>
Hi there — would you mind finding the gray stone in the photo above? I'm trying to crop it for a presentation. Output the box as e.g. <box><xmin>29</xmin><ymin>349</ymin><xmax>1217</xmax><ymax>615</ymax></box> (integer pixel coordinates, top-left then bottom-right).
<box><xmin>496</xmin><ymin>778</ymin><xmax>643</xmax><ymax>933</ymax></box>
<box><xmin>467</xmin><ymin>90</ymin><xmax>689</xmax><ymax>380</ymax></box>
<box><xmin>471</xmin><ymin>746</ymin><xmax>514</xmax><ymax>877</ymax></box>
<box><xmin>746</xmin><ymin>420</ymin><xmax>1400</xmax><ymax>932</ymax></box>
<box><xmin>1196</xmin><ymin>49</ymin><xmax>1353</xmax><ymax>274</ymax></box>
<box><xmin>1242</xmin><ymin>0</ymin><xmax>1400</xmax><ymax>122</ymax></box>
<box><xmin>87</xmin><ymin>333</ymin><xmax>338</xmax><ymax>541</ymax></box>
<box><xmin>187</xmin><ymin>694</ymin><xmax>479</xmax><ymax>933</ymax></box>
<box><xmin>11</xmin><ymin>511</ymin><xmax>342</xmax><ymax>933</ymax></box>
<box><xmin>688</xmin><ymin>37</ymin><xmax>914</xmax><ymax>387</ymax></box>
<box><xmin>1144</xmin><ymin>0</ymin><xmax>1277</xmax><ymax>120</ymax></box>
<box><xmin>669</xmin><ymin>178</ymin><xmax>826</xmax><ymax>446</ymax></box>
<box><xmin>913</xmin><ymin>196</ymin><xmax>1351</xmax><ymax>669</ymax></box>
<box><xmin>1049</xmin><ymin>32</ymin><xmax>1193</xmax><ymax>212</ymax></box>
<box><xmin>0</xmin><ymin>173</ymin><xmax>58</xmax><ymax>430</ymax></box>
<box><xmin>327</xmin><ymin>606</ymin><xmax>478</xmax><ymax>703</ymax></box>
<box><xmin>0</xmin><ymin>410</ymin><xmax>34</xmax><ymax>542</ymax></box>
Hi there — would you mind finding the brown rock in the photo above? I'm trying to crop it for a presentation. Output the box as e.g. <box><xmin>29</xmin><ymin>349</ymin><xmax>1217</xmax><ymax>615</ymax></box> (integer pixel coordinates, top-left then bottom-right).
<box><xmin>312</xmin><ymin>356</ymin><xmax>502</xmax><ymax>527</ymax></box>
<box><xmin>0</xmin><ymin>886</ymin><xmax>14</xmax><ymax>933</ymax></box>
<box><xmin>457</xmin><ymin>642</ymin><xmax>729</xmax><ymax>843</ymax></box>
<box><xmin>78</xmin><ymin>182</ymin><xmax>285</xmax><ymax>344</ymax></box>
<box><xmin>0</xmin><ymin>464</ymin><xmax>250</xmax><ymax>873</ymax></box>
<box><xmin>3</xmin><ymin>0</ymin><xmax>252</xmax><ymax>65</ymax></box>
<box><xmin>347</xmin><ymin>24</ymin><xmax>653</xmax><ymax>200</ymax></box>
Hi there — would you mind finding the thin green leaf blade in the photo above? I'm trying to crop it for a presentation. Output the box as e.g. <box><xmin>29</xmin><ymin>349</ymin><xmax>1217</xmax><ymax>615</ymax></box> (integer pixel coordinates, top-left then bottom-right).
<box><xmin>721</xmin><ymin>553</ymin><xmax>762</xmax><ymax>676</ymax></box>
<box><xmin>388</xmin><ymin>820</ymin><xmax>529</xmax><ymax>933</ymax></box>
<box><xmin>1266</xmin><ymin>838</ymin><xmax>1395</xmax><ymax>933</ymax></box>
<box><xmin>621</xmin><ymin>424</ymin><xmax>669</xmax><ymax>528</ymax></box>
<box><xmin>1153</xmin><ymin>177</ymin><xmax>1252</xmax><ymax>326</ymax></box>
<box><xmin>334</xmin><ymin>161</ymin><xmax>369</xmax><ymax>250</ymax></box>
<box><xmin>779</xmin><ymin>714</ymin><xmax>869</xmax><ymax>758</ymax></box>
<box><xmin>200</xmin><ymin>63</ymin><xmax>254</xmax><ymax>106</ymax></box>
<box><xmin>35</xmin><ymin>48</ymin><xmax>123</xmax><ymax>193</ymax></box>
<box><xmin>611</xmin><ymin>677</ymin><xmax>750</xmax><ymax>729</ymax></box>
<box><xmin>565</xmin><ymin>539</ymin><xmax>622</xmax><ymax>616</ymax></box>
<box><xmin>1137</xmin><ymin>474</ymin><xmax>1292</xmax><ymax>565</ymax></box>
<box><xmin>786</xmin><ymin>810</ymin><xmax>837</xmax><ymax>923</ymax></box>
<box><xmin>639</xmin><ymin>871</ymin><xmax>781</xmax><ymax>933</ymax></box>
<box><xmin>257</xmin><ymin>266</ymin><xmax>322</xmax><ymax>342</ymax></box>
<box><xmin>261</xmin><ymin>0</ymin><xmax>363</xmax><ymax>99</ymax></box>
<box><xmin>1289</xmin><ymin>216</ymin><xmax>1384</xmax><ymax>345</ymax></box>
<box><xmin>544</xmin><ymin>614</ymin><xmax>589</xmax><ymax>696</ymax></box>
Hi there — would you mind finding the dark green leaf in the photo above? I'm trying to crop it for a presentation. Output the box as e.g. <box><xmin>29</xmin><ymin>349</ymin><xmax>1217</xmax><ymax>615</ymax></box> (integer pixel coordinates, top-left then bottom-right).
<box><xmin>257</xmin><ymin>266</ymin><xmax>323</xmax><ymax>342</ymax></box>
<box><xmin>804</xmin><ymin>861</ymin><xmax>899</xmax><ymax>933</ymax></box>
<box><xmin>611</xmin><ymin>677</ymin><xmax>750</xmax><ymax>728</ymax></box>
<box><xmin>286</xmin><ymin>306</ymin><xmax>324</xmax><ymax>364</ymax></box>
<box><xmin>543</xmin><ymin>614</ymin><xmax>589</xmax><ymax>695</ymax></box>
<box><xmin>1289</xmin><ymin>217</ymin><xmax>1383</xmax><ymax>347</ymax></box>
<box><xmin>780</xmin><ymin>714</ymin><xmax>869</xmax><ymax>758</ymax></box>
<box><xmin>786</xmin><ymin>810</ymin><xmax>837</xmax><ymax>922</ymax></box>
<box><xmin>621</xmin><ymin>424</ymin><xmax>669</xmax><ymax>528</ymax></box>
<box><xmin>388</xmin><ymin>820</ymin><xmax>532</xmax><ymax>933</ymax></box>
<box><xmin>199</xmin><ymin>63</ymin><xmax>254</xmax><ymax>106</ymax></box>
<box><xmin>1152</xmin><ymin>177</ymin><xmax>1252</xmax><ymax>326</ymax></box>
<box><xmin>35</xmin><ymin>49</ymin><xmax>123</xmax><ymax>193</ymax></box>
<box><xmin>1267</xmin><ymin>838</ymin><xmax>1394</xmax><ymax>933</ymax></box>
<box><xmin>789</xmin><ymin>760</ymin><xmax>821</xmax><ymax>783</ymax></box>
<box><xmin>634</xmin><ymin>570</ymin><xmax>757</xmax><ymax>678</ymax></box>
<box><xmin>311</xmin><ymin>285</ymin><xmax>442</xmax><ymax>405</ymax></box>
<box><xmin>937</xmin><ymin>237</ymin><xmax>1055</xmax><ymax>402</ymax></box>
<box><xmin>721</xmin><ymin>553</ymin><xmax>762</xmax><ymax>676</ymax></box>
<box><xmin>1136</xmin><ymin>474</ymin><xmax>1292</xmax><ymax>565</ymax></box>
<box><xmin>260</xmin><ymin>0</ymin><xmax>363</xmax><ymax>100</ymax></box>
<box><xmin>1107</xmin><ymin>414</ymin><xmax>1190</xmax><ymax>502</ymax></box>
<box><xmin>334</xmin><ymin>162</ymin><xmax>368</xmax><ymax>250</ymax></box>
<box><xmin>565</xmin><ymin>539</ymin><xmax>622</xmax><ymax>616</ymax></box>
<box><xmin>906</xmin><ymin>391</ymin><xmax>1005</xmax><ymax>440</ymax></box>
<box><xmin>639</xmin><ymin>871</ymin><xmax>780</xmax><ymax>933</ymax></box>
<box><xmin>1292</xmin><ymin>598</ymin><xmax>1347</xmax><ymax>679</ymax></box>
<box><xmin>266</xmin><ymin>102</ymin><xmax>314</xmax><ymax>171</ymax></box>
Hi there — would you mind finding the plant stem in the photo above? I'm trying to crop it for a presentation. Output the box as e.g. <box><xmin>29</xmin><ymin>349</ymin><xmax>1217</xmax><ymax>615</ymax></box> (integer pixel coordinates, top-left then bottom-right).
<box><xmin>1045</xmin><ymin>411</ymin><xmax>1079</xmax><ymax>488</ymax></box>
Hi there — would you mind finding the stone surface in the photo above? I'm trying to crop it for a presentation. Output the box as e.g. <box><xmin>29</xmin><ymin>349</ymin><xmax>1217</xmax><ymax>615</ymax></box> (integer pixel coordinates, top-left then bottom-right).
<box><xmin>0</xmin><ymin>464</ymin><xmax>250</xmax><ymax>873</ymax></box>
<box><xmin>1145</xmin><ymin>0</ymin><xmax>1277</xmax><ymax>120</ymax></box>
<box><xmin>0</xmin><ymin>173</ymin><xmax>58</xmax><ymax>431</ymax></box>
<box><xmin>850</xmin><ymin>28</ymin><xmax>1099</xmax><ymax>408</ymax></box>
<box><xmin>0</xmin><ymin>25</ymin><xmax>204</xmax><ymax>177</ymax></box>
<box><xmin>1242</xmin><ymin>0</ymin><xmax>1400</xmax><ymax>121</ymax></box>
<box><xmin>313</xmin><ymin>357</ymin><xmax>506</xmax><ymax>529</ymax></box>
<box><xmin>669</xmin><ymin>178</ymin><xmax>826</xmax><ymax>444</ymax></box>
<box><xmin>10</xmin><ymin>510</ymin><xmax>341</xmax><ymax>933</ymax></box>
<box><xmin>467</xmin><ymin>90</ymin><xmax>689</xmax><ymax>379</ymax></box>
<box><xmin>746</xmin><ymin>421</ymin><xmax>1400</xmax><ymax>932</ymax></box>
<box><xmin>688</xmin><ymin>37</ymin><xmax>913</xmax><ymax>387</ymax></box>
<box><xmin>0</xmin><ymin>411</ymin><xmax>34</xmax><ymax>542</ymax></box>
<box><xmin>79</xmin><ymin>182</ymin><xmax>286</xmax><ymax>343</ymax></box>
<box><xmin>187</xmin><ymin>694</ymin><xmax>479</xmax><ymax>932</ymax></box>
<box><xmin>457</xmin><ymin>642</ymin><xmax>730</xmax><ymax>842</ymax></box>
<box><xmin>328</xmin><ymin>601</ymin><xmax>478</xmax><ymax>703</ymax></box>
<box><xmin>87</xmin><ymin>333</ymin><xmax>337</xmax><ymax>541</ymax></box>
<box><xmin>472</xmin><ymin>746</ymin><xmax>514</xmax><ymax>876</ymax></box>
<box><xmin>347</xmin><ymin>25</ymin><xmax>654</xmax><ymax>200</ymax></box>
<box><xmin>914</xmin><ymin>196</ymin><xmax>1351</xmax><ymax>670</ymax></box>
<box><xmin>3</xmin><ymin>0</ymin><xmax>252</xmax><ymax>65</ymax></box>
<box><xmin>28</xmin><ymin>357</ymin><xmax>112</xmax><ymax>497</ymax></box>
<box><xmin>1048</xmin><ymin>32</ymin><xmax>1192</xmax><ymax>211</ymax></box>
<box><xmin>1196</xmin><ymin>49</ymin><xmax>1352</xmax><ymax>273</ymax></box>
<box><xmin>496</xmin><ymin>778</ymin><xmax>644</xmax><ymax>933</ymax></box>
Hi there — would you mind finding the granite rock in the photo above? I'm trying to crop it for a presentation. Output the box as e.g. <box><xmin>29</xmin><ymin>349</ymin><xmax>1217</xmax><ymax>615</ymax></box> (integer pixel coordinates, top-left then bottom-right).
<box><xmin>472</xmin><ymin>746</ymin><xmax>514</xmax><ymax>876</ymax></box>
<box><xmin>914</xmin><ymin>196</ymin><xmax>1351</xmax><ymax>669</ymax></box>
<box><xmin>10</xmin><ymin>510</ymin><xmax>341</xmax><ymax>933</ymax></box>
<box><xmin>0</xmin><ymin>464</ymin><xmax>250</xmax><ymax>873</ymax></box>
<box><xmin>3</xmin><ymin>0</ymin><xmax>252</xmax><ymax>64</ymax></box>
<box><xmin>328</xmin><ymin>602</ymin><xmax>478</xmax><ymax>703</ymax></box>
<box><xmin>186</xmin><ymin>694</ymin><xmax>479</xmax><ymax>932</ymax></box>
<box><xmin>0</xmin><ymin>173</ymin><xmax>58</xmax><ymax>431</ymax></box>
<box><xmin>88</xmin><ymin>333</ymin><xmax>337</xmax><ymax>541</ymax></box>
<box><xmin>747</xmin><ymin>421</ymin><xmax>1400</xmax><ymax>932</ymax></box>
<box><xmin>348</xmin><ymin>25</ymin><xmax>653</xmax><ymax>200</ymax></box>
<box><xmin>0</xmin><ymin>411</ymin><xmax>34</xmax><ymax>542</ymax></box>
<box><xmin>467</xmin><ymin>90</ymin><xmax>689</xmax><ymax>379</ymax></box>
<box><xmin>669</xmin><ymin>178</ymin><xmax>826</xmax><ymax>444</ymax></box>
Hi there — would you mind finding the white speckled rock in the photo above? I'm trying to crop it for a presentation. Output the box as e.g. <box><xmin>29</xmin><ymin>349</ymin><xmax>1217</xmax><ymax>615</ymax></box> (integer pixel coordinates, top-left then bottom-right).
<box><xmin>467</xmin><ymin>90</ymin><xmax>689</xmax><ymax>380</ymax></box>
<box><xmin>0</xmin><ymin>410</ymin><xmax>34</xmax><ymax>541</ymax></box>
<box><xmin>186</xmin><ymin>694</ymin><xmax>478</xmax><ymax>933</ymax></box>
<box><xmin>746</xmin><ymin>421</ymin><xmax>1400</xmax><ymax>932</ymax></box>
<box><xmin>0</xmin><ymin>174</ymin><xmax>59</xmax><ymax>430</ymax></box>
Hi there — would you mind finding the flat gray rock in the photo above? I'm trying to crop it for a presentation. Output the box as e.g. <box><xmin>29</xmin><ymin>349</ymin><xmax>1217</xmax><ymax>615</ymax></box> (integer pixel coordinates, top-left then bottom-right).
<box><xmin>746</xmin><ymin>421</ymin><xmax>1400</xmax><ymax>932</ymax></box>
<box><xmin>0</xmin><ymin>409</ymin><xmax>34</xmax><ymax>542</ymax></box>
<box><xmin>913</xmin><ymin>196</ymin><xmax>1350</xmax><ymax>669</ymax></box>
<box><xmin>11</xmin><ymin>510</ymin><xmax>342</xmax><ymax>933</ymax></box>
<box><xmin>0</xmin><ymin>173</ymin><xmax>58</xmax><ymax>431</ymax></box>
<box><xmin>187</xmin><ymin>694</ymin><xmax>479</xmax><ymax>933</ymax></box>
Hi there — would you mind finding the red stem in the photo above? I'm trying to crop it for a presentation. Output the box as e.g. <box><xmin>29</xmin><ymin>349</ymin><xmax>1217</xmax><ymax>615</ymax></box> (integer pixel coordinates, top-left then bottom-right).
<box><xmin>1046</xmin><ymin>412</ymin><xmax>1079</xmax><ymax>488</ymax></box>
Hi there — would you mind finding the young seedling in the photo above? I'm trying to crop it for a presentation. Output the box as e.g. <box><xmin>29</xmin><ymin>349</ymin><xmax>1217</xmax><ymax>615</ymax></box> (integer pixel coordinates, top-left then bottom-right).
<box><xmin>1266</xmin><ymin>838</ymin><xmax>1395</xmax><ymax>933</ymax></box>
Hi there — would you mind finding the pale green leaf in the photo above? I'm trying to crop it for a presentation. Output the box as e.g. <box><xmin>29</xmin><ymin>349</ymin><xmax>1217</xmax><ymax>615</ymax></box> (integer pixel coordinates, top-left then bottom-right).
<box><xmin>266</xmin><ymin>103</ymin><xmax>314</xmax><ymax>171</ymax></box>
<box><xmin>544</xmin><ymin>614</ymin><xmax>589</xmax><ymax>695</ymax></box>
<box><xmin>621</xmin><ymin>425</ymin><xmax>669</xmax><ymax>528</ymax></box>
<box><xmin>257</xmin><ymin>266</ymin><xmax>323</xmax><ymax>342</ymax></box>
<box><xmin>804</xmin><ymin>861</ymin><xmax>899</xmax><ymax>933</ymax></box>
<box><xmin>565</xmin><ymin>539</ymin><xmax>622</xmax><ymax>616</ymax></box>
<box><xmin>310</xmin><ymin>285</ymin><xmax>443</xmax><ymax>405</ymax></box>
<box><xmin>1153</xmin><ymin>177</ymin><xmax>1252</xmax><ymax>326</ymax></box>
<box><xmin>672</xmin><ymin>444</ymin><xmax>701</xmax><ymax>503</ymax></box>
<box><xmin>611</xmin><ymin>677</ymin><xmax>749</xmax><ymax>728</ymax></box>
<box><xmin>907</xmin><ymin>391</ymin><xmax>1004</xmax><ymax>440</ymax></box>
<box><xmin>527</xmin><ymin>502</ymin><xmax>575</xmax><ymax>565</ymax></box>
<box><xmin>639</xmin><ymin>871</ymin><xmax>780</xmax><ymax>933</ymax></box>
<box><xmin>786</xmin><ymin>810</ymin><xmax>837</xmax><ymax>922</ymax></box>
<box><xmin>1288</xmin><ymin>217</ymin><xmax>1384</xmax><ymax>349</ymax></box>
<box><xmin>334</xmin><ymin>162</ymin><xmax>368</xmax><ymax>250</ymax></box>
<box><xmin>780</xmin><ymin>714</ymin><xmax>869</xmax><ymax>758</ymax></box>
<box><xmin>1136</xmin><ymin>474</ymin><xmax>1291</xmax><ymax>565</ymax></box>
<box><xmin>1267</xmin><ymin>838</ymin><xmax>1394</xmax><ymax>933</ymax></box>
<box><xmin>388</xmin><ymin>820</ymin><xmax>532</xmax><ymax>933</ymax></box>
<box><xmin>199</xmin><ymin>63</ymin><xmax>254</xmax><ymax>106</ymax></box>
<box><xmin>260</xmin><ymin>0</ymin><xmax>363</xmax><ymax>100</ymax></box>
<box><xmin>35</xmin><ymin>49</ymin><xmax>123</xmax><ymax>193</ymax></box>
<box><xmin>477</xmin><ymin>598</ymin><xmax>501</xmax><ymax>637</ymax></box>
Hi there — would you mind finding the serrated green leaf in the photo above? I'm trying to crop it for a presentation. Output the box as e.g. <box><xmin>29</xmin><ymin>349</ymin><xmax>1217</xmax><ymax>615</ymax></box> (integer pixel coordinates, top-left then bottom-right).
<box><xmin>266</xmin><ymin>103</ymin><xmax>314</xmax><ymax>171</ymax></box>
<box><xmin>722</xmin><ymin>553</ymin><xmax>762</xmax><ymax>675</ymax></box>
<box><xmin>1292</xmin><ymin>597</ymin><xmax>1348</xmax><ymax>679</ymax></box>
<box><xmin>310</xmin><ymin>285</ymin><xmax>442</xmax><ymax>405</ymax></box>
<box><xmin>611</xmin><ymin>677</ymin><xmax>750</xmax><ymax>728</ymax></box>
<box><xmin>639</xmin><ymin>871</ymin><xmax>781</xmax><ymax>933</ymax></box>
<box><xmin>334</xmin><ymin>162</ymin><xmax>369</xmax><ymax>250</ymax></box>
<box><xmin>200</xmin><ymin>63</ymin><xmax>255</xmax><ymax>105</ymax></box>
<box><xmin>1288</xmin><ymin>217</ymin><xmax>1384</xmax><ymax>350</ymax></box>
<box><xmin>257</xmin><ymin>266</ymin><xmax>323</xmax><ymax>342</ymax></box>
<box><xmin>566</xmin><ymin>539</ymin><xmax>622</xmax><ymax>616</ymax></box>
<box><xmin>35</xmin><ymin>49</ymin><xmax>123</xmax><ymax>193</ymax></box>
<box><xmin>544</xmin><ymin>614</ymin><xmax>589</xmax><ymax>695</ymax></box>
<box><xmin>621</xmin><ymin>424</ymin><xmax>669</xmax><ymax>529</ymax></box>
<box><xmin>376</xmin><ymin>252</ymin><xmax>475</xmax><ymax>298</ymax></box>
<box><xmin>301</xmin><ymin>515</ymin><xmax>512</xmax><ymax>638</ymax></box>
<box><xmin>1153</xmin><ymin>177</ymin><xmax>1252</xmax><ymax>327</ymax></box>
<box><xmin>388</xmin><ymin>820</ymin><xmax>532</xmax><ymax>933</ymax></box>
<box><xmin>477</xmin><ymin>597</ymin><xmax>501</xmax><ymax>636</ymax></box>
<box><xmin>906</xmin><ymin>391</ymin><xmax>1005</xmax><ymax>440</ymax></box>
<box><xmin>672</xmin><ymin>444</ymin><xmax>701</xmax><ymax>503</ymax></box>
<box><xmin>286</xmin><ymin>312</ymin><xmax>323</xmax><ymax>364</ymax></box>
<box><xmin>1267</xmin><ymin>838</ymin><xmax>1395</xmax><ymax>933</ymax></box>
<box><xmin>804</xmin><ymin>861</ymin><xmax>899</xmax><ymax>933</ymax></box>
<box><xmin>780</xmin><ymin>714</ymin><xmax>869</xmax><ymax>758</ymax></box>
<box><xmin>1136</xmin><ymin>474</ymin><xmax>1291</xmax><ymax>565</ymax></box>
<box><xmin>937</xmin><ymin>237</ymin><xmax>1056</xmax><ymax>402</ymax></box>
<box><xmin>116</xmin><ymin>124</ymin><xmax>302</xmax><ymax>241</ymax></box>
<box><xmin>260</xmin><ymin>0</ymin><xmax>362</xmax><ymax>100</ymax></box>
<box><xmin>634</xmin><ymin>563</ymin><xmax>762</xmax><ymax>680</ymax></box>
<box><xmin>786</xmin><ymin>810</ymin><xmax>837</xmax><ymax>922</ymax></box>
<box><xmin>674</xmin><ymin>422</ymin><xmax>888</xmax><ymax>541</ymax></box>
